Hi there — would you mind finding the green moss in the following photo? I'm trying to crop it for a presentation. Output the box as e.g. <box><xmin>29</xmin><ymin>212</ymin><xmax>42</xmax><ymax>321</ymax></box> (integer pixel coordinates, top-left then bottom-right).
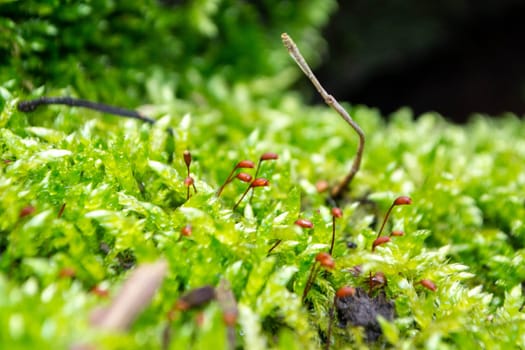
<box><xmin>1</xmin><ymin>1</ymin><xmax>525</xmax><ymax>349</ymax></box>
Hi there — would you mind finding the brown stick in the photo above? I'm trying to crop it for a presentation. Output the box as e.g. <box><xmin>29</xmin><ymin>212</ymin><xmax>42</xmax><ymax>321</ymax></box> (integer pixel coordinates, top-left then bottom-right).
<box><xmin>90</xmin><ymin>260</ymin><xmax>168</xmax><ymax>331</ymax></box>
<box><xmin>281</xmin><ymin>33</ymin><xmax>365</xmax><ymax>199</ymax></box>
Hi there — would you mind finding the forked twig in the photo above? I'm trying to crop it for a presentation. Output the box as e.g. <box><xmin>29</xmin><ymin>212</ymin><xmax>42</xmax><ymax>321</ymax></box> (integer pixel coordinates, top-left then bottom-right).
<box><xmin>281</xmin><ymin>33</ymin><xmax>365</xmax><ymax>199</ymax></box>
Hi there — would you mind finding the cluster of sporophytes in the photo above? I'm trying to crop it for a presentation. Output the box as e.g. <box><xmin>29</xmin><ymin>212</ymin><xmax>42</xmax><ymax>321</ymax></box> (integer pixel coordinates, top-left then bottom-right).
<box><xmin>1</xmin><ymin>3</ymin><xmax>525</xmax><ymax>349</ymax></box>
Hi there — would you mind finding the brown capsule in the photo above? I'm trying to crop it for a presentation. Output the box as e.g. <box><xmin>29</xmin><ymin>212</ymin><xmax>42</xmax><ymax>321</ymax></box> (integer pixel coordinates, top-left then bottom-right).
<box><xmin>175</xmin><ymin>285</ymin><xmax>215</xmax><ymax>311</ymax></box>
<box><xmin>184</xmin><ymin>176</ymin><xmax>194</xmax><ymax>186</ymax></box>
<box><xmin>250</xmin><ymin>178</ymin><xmax>269</xmax><ymax>187</ymax></box>
<box><xmin>223</xmin><ymin>310</ymin><xmax>238</xmax><ymax>326</ymax></box>
<box><xmin>331</xmin><ymin>207</ymin><xmax>343</xmax><ymax>218</ymax></box>
<box><xmin>315</xmin><ymin>252</ymin><xmax>335</xmax><ymax>269</ymax></box>
<box><xmin>315</xmin><ymin>180</ymin><xmax>329</xmax><ymax>193</ymax></box>
<box><xmin>260</xmin><ymin>152</ymin><xmax>279</xmax><ymax>161</ymax></box>
<box><xmin>236</xmin><ymin>160</ymin><xmax>255</xmax><ymax>169</ymax></box>
<box><xmin>372</xmin><ymin>236</ymin><xmax>391</xmax><ymax>251</ymax></box>
<box><xmin>91</xmin><ymin>285</ymin><xmax>109</xmax><ymax>298</ymax></box>
<box><xmin>336</xmin><ymin>286</ymin><xmax>356</xmax><ymax>298</ymax></box>
<box><xmin>315</xmin><ymin>252</ymin><xmax>332</xmax><ymax>263</ymax></box>
<box><xmin>420</xmin><ymin>279</ymin><xmax>437</xmax><ymax>292</ymax></box>
<box><xmin>394</xmin><ymin>196</ymin><xmax>412</xmax><ymax>206</ymax></box>
<box><xmin>295</xmin><ymin>218</ymin><xmax>314</xmax><ymax>229</ymax></box>
<box><xmin>181</xmin><ymin>224</ymin><xmax>192</xmax><ymax>237</ymax></box>
<box><xmin>19</xmin><ymin>205</ymin><xmax>35</xmax><ymax>218</ymax></box>
<box><xmin>183</xmin><ymin>150</ymin><xmax>192</xmax><ymax>167</ymax></box>
<box><xmin>320</xmin><ymin>257</ymin><xmax>335</xmax><ymax>270</ymax></box>
<box><xmin>236</xmin><ymin>172</ymin><xmax>252</xmax><ymax>183</ymax></box>
<box><xmin>390</xmin><ymin>230</ymin><xmax>405</xmax><ymax>237</ymax></box>
<box><xmin>59</xmin><ymin>267</ymin><xmax>76</xmax><ymax>278</ymax></box>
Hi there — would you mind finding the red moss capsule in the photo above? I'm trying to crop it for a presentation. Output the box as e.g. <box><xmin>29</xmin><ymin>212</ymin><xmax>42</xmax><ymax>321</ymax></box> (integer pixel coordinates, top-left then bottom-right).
<box><xmin>19</xmin><ymin>205</ymin><xmax>35</xmax><ymax>218</ymax></box>
<box><xmin>390</xmin><ymin>230</ymin><xmax>405</xmax><ymax>237</ymax></box>
<box><xmin>394</xmin><ymin>196</ymin><xmax>412</xmax><ymax>206</ymax></box>
<box><xmin>321</xmin><ymin>258</ymin><xmax>335</xmax><ymax>270</ymax></box>
<box><xmin>236</xmin><ymin>160</ymin><xmax>255</xmax><ymax>169</ymax></box>
<box><xmin>295</xmin><ymin>218</ymin><xmax>314</xmax><ymax>229</ymax></box>
<box><xmin>59</xmin><ymin>267</ymin><xmax>76</xmax><ymax>278</ymax></box>
<box><xmin>181</xmin><ymin>224</ymin><xmax>192</xmax><ymax>237</ymax></box>
<box><xmin>223</xmin><ymin>310</ymin><xmax>238</xmax><ymax>326</ymax></box>
<box><xmin>260</xmin><ymin>152</ymin><xmax>279</xmax><ymax>161</ymax></box>
<box><xmin>331</xmin><ymin>207</ymin><xmax>343</xmax><ymax>218</ymax></box>
<box><xmin>91</xmin><ymin>285</ymin><xmax>109</xmax><ymax>298</ymax></box>
<box><xmin>315</xmin><ymin>180</ymin><xmax>329</xmax><ymax>193</ymax></box>
<box><xmin>184</xmin><ymin>176</ymin><xmax>194</xmax><ymax>186</ymax></box>
<box><xmin>336</xmin><ymin>286</ymin><xmax>356</xmax><ymax>298</ymax></box>
<box><xmin>420</xmin><ymin>279</ymin><xmax>437</xmax><ymax>292</ymax></box>
<box><xmin>315</xmin><ymin>252</ymin><xmax>331</xmax><ymax>263</ymax></box>
<box><xmin>320</xmin><ymin>257</ymin><xmax>335</xmax><ymax>269</ymax></box>
<box><xmin>315</xmin><ymin>252</ymin><xmax>335</xmax><ymax>269</ymax></box>
<box><xmin>236</xmin><ymin>172</ymin><xmax>252</xmax><ymax>183</ymax></box>
<box><xmin>250</xmin><ymin>178</ymin><xmax>269</xmax><ymax>187</ymax></box>
<box><xmin>183</xmin><ymin>150</ymin><xmax>192</xmax><ymax>167</ymax></box>
<box><xmin>372</xmin><ymin>236</ymin><xmax>391</xmax><ymax>251</ymax></box>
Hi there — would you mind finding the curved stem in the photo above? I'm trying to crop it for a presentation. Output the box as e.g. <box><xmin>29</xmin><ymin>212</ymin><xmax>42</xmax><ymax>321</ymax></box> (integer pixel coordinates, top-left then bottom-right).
<box><xmin>217</xmin><ymin>167</ymin><xmax>238</xmax><ymax>197</ymax></box>
<box><xmin>377</xmin><ymin>203</ymin><xmax>394</xmax><ymax>239</ymax></box>
<box><xmin>233</xmin><ymin>183</ymin><xmax>251</xmax><ymax>210</ymax></box>
<box><xmin>248</xmin><ymin>160</ymin><xmax>262</xmax><ymax>203</ymax></box>
<box><xmin>302</xmin><ymin>262</ymin><xmax>320</xmax><ymax>302</ymax></box>
<box><xmin>281</xmin><ymin>33</ymin><xmax>365</xmax><ymax>199</ymax></box>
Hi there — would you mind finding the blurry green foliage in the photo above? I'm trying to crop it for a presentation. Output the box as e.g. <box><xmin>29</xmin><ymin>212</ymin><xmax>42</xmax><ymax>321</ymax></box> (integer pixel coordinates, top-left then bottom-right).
<box><xmin>1</xmin><ymin>1</ymin><xmax>525</xmax><ymax>349</ymax></box>
<box><xmin>0</xmin><ymin>0</ymin><xmax>335</xmax><ymax>105</ymax></box>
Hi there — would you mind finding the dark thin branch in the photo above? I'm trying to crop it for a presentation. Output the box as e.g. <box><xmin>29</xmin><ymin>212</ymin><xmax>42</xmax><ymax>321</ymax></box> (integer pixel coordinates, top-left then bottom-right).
<box><xmin>18</xmin><ymin>96</ymin><xmax>156</xmax><ymax>124</ymax></box>
<box><xmin>281</xmin><ymin>33</ymin><xmax>365</xmax><ymax>200</ymax></box>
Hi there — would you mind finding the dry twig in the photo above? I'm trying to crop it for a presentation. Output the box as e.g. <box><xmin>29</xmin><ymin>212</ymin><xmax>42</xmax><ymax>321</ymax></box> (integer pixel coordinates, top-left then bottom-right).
<box><xmin>281</xmin><ymin>33</ymin><xmax>365</xmax><ymax>199</ymax></box>
<box><xmin>90</xmin><ymin>259</ymin><xmax>168</xmax><ymax>331</ymax></box>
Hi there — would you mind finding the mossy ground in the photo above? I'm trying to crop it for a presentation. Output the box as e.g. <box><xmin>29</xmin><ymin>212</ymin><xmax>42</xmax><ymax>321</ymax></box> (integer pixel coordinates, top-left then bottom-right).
<box><xmin>1</xmin><ymin>1</ymin><xmax>524</xmax><ymax>349</ymax></box>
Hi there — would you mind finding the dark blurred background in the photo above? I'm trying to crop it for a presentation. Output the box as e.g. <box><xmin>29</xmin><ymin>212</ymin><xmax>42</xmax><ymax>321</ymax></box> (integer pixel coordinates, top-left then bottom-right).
<box><xmin>313</xmin><ymin>0</ymin><xmax>525</xmax><ymax>122</ymax></box>
<box><xmin>2</xmin><ymin>0</ymin><xmax>524</xmax><ymax>123</ymax></box>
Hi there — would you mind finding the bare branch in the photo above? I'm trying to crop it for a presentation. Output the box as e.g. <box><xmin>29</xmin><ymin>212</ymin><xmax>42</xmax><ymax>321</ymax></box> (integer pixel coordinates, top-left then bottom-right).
<box><xmin>90</xmin><ymin>260</ymin><xmax>168</xmax><ymax>331</ymax></box>
<box><xmin>281</xmin><ymin>33</ymin><xmax>365</xmax><ymax>199</ymax></box>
